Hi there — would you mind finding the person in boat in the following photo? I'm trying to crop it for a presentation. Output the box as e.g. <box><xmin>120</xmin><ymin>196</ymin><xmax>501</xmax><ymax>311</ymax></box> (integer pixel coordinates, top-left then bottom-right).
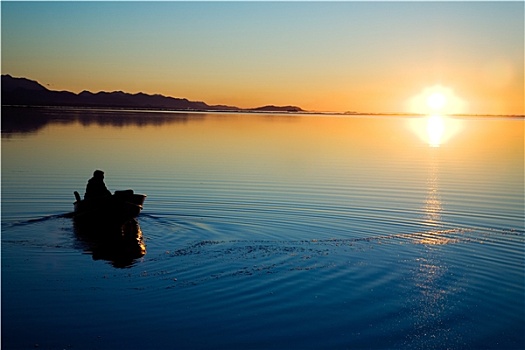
<box><xmin>84</xmin><ymin>170</ymin><xmax>112</xmax><ymax>200</ymax></box>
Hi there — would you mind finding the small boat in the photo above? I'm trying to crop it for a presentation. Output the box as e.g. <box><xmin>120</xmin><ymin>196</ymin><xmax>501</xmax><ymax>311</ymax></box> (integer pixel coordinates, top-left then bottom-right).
<box><xmin>73</xmin><ymin>190</ymin><xmax>146</xmax><ymax>224</ymax></box>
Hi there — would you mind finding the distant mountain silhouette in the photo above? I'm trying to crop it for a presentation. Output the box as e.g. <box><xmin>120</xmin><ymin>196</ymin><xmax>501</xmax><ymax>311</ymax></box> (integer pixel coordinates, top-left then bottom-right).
<box><xmin>1</xmin><ymin>75</ymin><xmax>303</xmax><ymax>113</ymax></box>
<box><xmin>249</xmin><ymin>105</ymin><xmax>303</xmax><ymax>113</ymax></box>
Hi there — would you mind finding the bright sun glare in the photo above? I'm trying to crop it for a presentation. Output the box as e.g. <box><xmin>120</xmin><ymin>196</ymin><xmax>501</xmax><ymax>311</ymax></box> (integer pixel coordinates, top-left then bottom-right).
<box><xmin>407</xmin><ymin>85</ymin><xmax>467</xmax><ymax>115</ymax></box>
<box><xmin>407</xmin><ymin>85</ymin><xmax>467</xmax><ymax>147</ymax></box>
<box><xmin>426</xmin><ymin>93</ymin><xmax>447</xmax><ymax>112</ymax></box>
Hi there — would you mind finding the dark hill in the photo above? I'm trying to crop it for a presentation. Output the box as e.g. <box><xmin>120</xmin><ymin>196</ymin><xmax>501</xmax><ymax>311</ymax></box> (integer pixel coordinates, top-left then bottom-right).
<box><xmin>1</xmin><ymin>74</ymin><xmax>221</xmax><ymax>111</ymax></box>
<box><xmin>1</xmin><ymin>75</ymin><xmax>303</xmax><ymax>112</ymax></box>
<box><xmin>249</xmin><ymin>105</ymin><xmax>303</xmax><ymax>113</ymax></box>
<box><xmin>2</xmin><ymin>75</ymin><xmax>48</xmax><ymax>92</ymax></box>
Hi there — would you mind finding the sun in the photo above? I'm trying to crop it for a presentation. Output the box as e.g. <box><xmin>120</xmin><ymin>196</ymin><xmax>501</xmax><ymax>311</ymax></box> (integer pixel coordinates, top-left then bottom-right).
<box><xmin>426</xmin><ymin>92</ymin><xmax>447</xmax><ymax>112</ymax></box>
<box><xmin>407</xmin><ymin>85</ymin><xmax>467</xmax><ymax>115</ymax></box>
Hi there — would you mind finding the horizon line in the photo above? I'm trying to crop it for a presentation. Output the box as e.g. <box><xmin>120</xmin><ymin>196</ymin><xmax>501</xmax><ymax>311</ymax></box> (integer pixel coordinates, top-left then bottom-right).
<box><xmin>2</xmin><ymin>74</ymin><xmax>523</xmax><ymax>118</ymax></box>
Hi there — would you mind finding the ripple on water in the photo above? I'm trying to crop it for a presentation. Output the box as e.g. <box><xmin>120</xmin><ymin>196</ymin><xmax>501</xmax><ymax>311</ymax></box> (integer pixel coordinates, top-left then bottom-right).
<box><xmin>2</xmin><ymin>113</ymin><xmax>523</xmax><ymax>349</ymax></box>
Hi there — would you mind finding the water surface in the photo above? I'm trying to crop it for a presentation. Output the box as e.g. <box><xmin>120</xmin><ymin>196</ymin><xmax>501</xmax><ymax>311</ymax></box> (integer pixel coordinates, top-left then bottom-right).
<box><xmin>2</xmin><ymin>107</ymin><xmax>524</xmax><ymax>349</ymax></box>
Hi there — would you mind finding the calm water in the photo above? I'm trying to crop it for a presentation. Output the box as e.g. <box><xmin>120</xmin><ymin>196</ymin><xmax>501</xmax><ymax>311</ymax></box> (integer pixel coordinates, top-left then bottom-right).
<box><xmin>2</xmin><ymin>107</ymin><xmax>524</xmax><ymax>349</ymax></box>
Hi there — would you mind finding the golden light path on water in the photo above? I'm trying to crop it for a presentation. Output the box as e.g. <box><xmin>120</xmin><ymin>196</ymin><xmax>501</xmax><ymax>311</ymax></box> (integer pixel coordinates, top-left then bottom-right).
<box><xmin>407</xmin><ymin>113</ymin><xmax>465</xmax><ymax>246</ymax></box>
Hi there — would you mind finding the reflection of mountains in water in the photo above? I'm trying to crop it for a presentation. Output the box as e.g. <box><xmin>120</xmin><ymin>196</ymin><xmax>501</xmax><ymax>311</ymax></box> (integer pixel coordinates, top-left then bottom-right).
<box><xmin>2</xmin><ymin>74</ymin><xmax>305</xmax><ymax>135</ymax></box>
<box><xmin>1</xmin><ymin>106</ymin><xmax>203</xmax><ymax>135</ymax></box>
<box><xmin>73</xmin><ymin>218</ymin><xmax>146</xmax><ymax>268</ymax></box>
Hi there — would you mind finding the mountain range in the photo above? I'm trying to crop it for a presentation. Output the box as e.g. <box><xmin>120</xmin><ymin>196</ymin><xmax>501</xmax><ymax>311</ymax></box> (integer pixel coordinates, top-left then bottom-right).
<box><xmin>1</xmin><ymin>75</ymin><xmax>303</xmax><ymax>113</ymax></box>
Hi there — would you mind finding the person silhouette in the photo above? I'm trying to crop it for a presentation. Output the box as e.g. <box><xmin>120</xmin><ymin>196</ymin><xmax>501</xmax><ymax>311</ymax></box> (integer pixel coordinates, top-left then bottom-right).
<box><xmin>84</xmin><ymin>170</ymin><xmax>112</xmax><ymax>200</ymax></box>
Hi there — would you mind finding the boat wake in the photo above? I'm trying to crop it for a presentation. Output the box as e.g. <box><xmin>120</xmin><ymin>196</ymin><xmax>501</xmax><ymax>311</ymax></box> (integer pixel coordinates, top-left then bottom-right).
<box><xmin>137</xmin><ymin>223</ymin><xmax>524</xmax><ymax>289</ymax></box>
<box><xmin>2</xmin><ymin>212</ymin><xmax>74</xmax><ymax>230</ymax></box>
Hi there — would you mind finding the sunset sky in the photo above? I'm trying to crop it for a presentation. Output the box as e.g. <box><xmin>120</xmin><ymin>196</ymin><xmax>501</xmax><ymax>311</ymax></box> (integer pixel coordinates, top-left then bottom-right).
<box><xmin>2</xmin><ymin>1</ymin><xmax>523</xmax><ymax>115</ymax></box>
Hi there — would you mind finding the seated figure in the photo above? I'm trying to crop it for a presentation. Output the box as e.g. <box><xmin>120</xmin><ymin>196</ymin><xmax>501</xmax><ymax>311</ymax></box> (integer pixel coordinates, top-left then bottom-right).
<box><xmin>84</xmin><ymin>170</ymin><xmax>112</xmax><ymax>200</ymax></box>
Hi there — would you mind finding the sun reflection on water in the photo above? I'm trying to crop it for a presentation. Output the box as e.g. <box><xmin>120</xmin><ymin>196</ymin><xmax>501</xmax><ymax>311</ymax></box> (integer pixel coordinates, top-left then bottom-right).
<box><xmin>414</xmin><ymin>152</ymin><xmax>459</xmax><ymax>246</ymax></box>
<box><xmin>409</xmin><ymin>114</ymin><xmax>464</xmax><ymax>147</ymax></box>
<box><xmin>426</xmin><ymin>115</ymin><xmax>445</xmax><ymax>147</ymax></box>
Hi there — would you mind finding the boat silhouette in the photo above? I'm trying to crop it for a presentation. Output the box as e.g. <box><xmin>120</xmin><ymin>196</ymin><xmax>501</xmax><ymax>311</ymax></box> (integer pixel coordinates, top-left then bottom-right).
<box><xmin>70</xmin><ymin>189</ymin><xmax>147</xmax><ymax>267</ymax></box>
<box><xmin>72</xmin><ymin>190</ymin><xmax>146</xmax><ymax>225</ymax></box>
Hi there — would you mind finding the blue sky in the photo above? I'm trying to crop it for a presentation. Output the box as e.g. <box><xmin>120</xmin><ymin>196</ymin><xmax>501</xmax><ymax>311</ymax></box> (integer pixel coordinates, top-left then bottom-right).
<box><xmin>2</xmin><ymin>1</ymin><xmax>523</xmax><ymax>114</ymax></box>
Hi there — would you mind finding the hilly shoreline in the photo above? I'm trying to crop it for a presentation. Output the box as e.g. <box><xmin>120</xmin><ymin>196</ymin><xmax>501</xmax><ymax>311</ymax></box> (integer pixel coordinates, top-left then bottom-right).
<box><xmin>1</xmin><ymin>75</ymin><xmax>304</xmax><ymax>113</ymax></box>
